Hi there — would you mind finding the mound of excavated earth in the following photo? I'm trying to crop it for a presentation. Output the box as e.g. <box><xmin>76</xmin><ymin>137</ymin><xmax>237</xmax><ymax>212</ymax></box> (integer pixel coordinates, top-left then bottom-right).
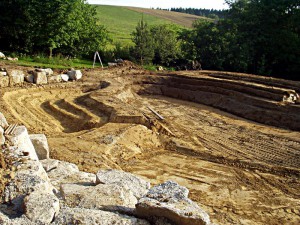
<box><xmin>0</xmin><ymin>62</ymin><xmax>300</xmax><ymax>225</ymax></box>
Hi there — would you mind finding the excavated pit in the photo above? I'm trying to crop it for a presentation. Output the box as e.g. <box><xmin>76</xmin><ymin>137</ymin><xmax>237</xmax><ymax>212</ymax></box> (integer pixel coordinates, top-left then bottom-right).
<box><xmin>1</xmin><ymin>66</ymin><xmax>300</xmax><ymax>225</ymax></box>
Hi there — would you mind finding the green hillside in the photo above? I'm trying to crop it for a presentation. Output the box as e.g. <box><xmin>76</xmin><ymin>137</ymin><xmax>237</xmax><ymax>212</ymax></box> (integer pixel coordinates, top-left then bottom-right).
<box><xmin>94</xmin><ymin>5</ymin><xmax>173</xmax><ymax>46</ymax></box>
<box><xmin>94</xmin><ymin>5</ymin><xmax>208</xmax><ymax>47</ymax></box>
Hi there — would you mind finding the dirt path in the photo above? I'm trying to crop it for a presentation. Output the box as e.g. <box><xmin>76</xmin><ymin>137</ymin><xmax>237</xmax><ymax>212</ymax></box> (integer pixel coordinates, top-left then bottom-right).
<box><xmin>1</xmin><ymin>66</ymin><xmax>300</xmax><ymax>224</ymax></box>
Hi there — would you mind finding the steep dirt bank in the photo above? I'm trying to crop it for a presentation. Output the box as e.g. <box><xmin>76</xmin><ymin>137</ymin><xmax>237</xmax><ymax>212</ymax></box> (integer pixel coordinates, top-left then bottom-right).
<box><xmin>1</xmin><ymin>64</ymin><xmax>300</xmax><ymax>225</ymax></box>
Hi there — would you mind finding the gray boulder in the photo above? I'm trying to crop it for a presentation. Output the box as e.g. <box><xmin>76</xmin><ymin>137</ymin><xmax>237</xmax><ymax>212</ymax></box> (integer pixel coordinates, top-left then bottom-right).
<box><xmin>35</xmin><ymin>68</ymin><xmax>53</xmax><ymax>76</ymax></box>
<box><xmin>67</xmin><ymin>70</ymin><xmax>82</xmax><ymax>80</ymax></box>
<box><xmin>24</xmin><ymin>189</ymin><xmax>59</xmax><ymax>224</ymax></box>
<box><xmin>8</xmin><ymin>126</ymin><xmax>39</xmax><ymax>160</ymax></box>
<box><xmin>48</xmin><ymin>75</ymin><xmax>62</xmax><ymax>83</ymax></box>
<box><xmin>29</xmin><ymin>134</ymin><xmax>50</xmax><ymax>160</ymax></box>
<box><xmin>33</xmin><ymin>71</ymin><xmax>47</xmax><ymax>85</ymax></box>
<box><xmin>0</xmin><ymin>112</ymin><xmax>8</xmax><ymax>128</ymax></box>
<box><xmin>136</xmin><ymin>181</ymin><xmax>211</xmax><ymax>225</ymax></box>
<box><xmin>40</xmin><ymin>159</ymin><xmax>96</xmax><ymax>188</ymax></box>
<box><xmin>96</xmin><ymin>169</ymin><xmax>150</xmax><ymax>199</ymax></box>
<box><xmin>0</xmin><ymin>52</ymin><xmax>5</xmax><ymax>58</ymax></box>
<box><xmin>8</xmin><ymin>70</ymin><xmax>24</xmax><ymax>86</ymax></box>
<box><xmin>61</xmin><ymin>183</ymin><xmax>137</xmax><ymax>214</ymax></box>
<box><xmin>24</xmin><ymin>75</ymin><xmax>34</xmax><ymax>83</ymax></box>
<box><xmin>3</xmin><ymin>160</ymin><xmax>53</xmax><ymax>212</ymax></box>
<box><xmin>52</xmin><ymin>207</ymin><xmax>150</xmax><ymax>225</ymax></box>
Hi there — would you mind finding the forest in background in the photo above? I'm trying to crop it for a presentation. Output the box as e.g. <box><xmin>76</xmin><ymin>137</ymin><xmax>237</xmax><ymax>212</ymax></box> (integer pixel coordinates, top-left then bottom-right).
<box><xmin>0</xmin><ymin>0</ymin><xmax>299</xmax><ymax>80</ymax></box>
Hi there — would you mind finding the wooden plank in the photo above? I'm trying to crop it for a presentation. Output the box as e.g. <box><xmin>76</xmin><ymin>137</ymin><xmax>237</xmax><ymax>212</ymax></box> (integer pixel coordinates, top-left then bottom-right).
<box><xmin>147</xmin><ymin>106</ymin><xmax>164</xmax><ymax>120</ymax></box>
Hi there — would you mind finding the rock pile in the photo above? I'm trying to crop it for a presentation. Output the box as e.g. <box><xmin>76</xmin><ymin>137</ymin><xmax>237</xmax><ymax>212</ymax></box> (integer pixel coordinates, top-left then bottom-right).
<box><xmin>0</xmin><ymin>112</ymin><xmax>213</xmax><ymax>225</ymax></box>
<box><xmin>0</xmin><ymin>68</ymin><xmax>83</xmax><ymax>87</ymax></box>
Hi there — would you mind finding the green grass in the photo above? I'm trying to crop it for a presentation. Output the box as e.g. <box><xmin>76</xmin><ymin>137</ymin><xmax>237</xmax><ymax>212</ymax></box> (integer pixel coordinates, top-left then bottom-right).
<box><xmin>1</xmin><ymin>56</ymin><xmax>99</xmax><ymax>69</ymax></box>
<box><xmin>94</xmin><ymin>5</ymin><xmax>174</xmax><ymax>46</ymax></box>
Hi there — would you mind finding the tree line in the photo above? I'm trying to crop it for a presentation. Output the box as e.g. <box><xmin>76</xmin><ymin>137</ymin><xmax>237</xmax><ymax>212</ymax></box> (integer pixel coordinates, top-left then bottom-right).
<box><xmin>0</xmin><ymin>0</ymin><xmax>109</xmax><ymax>57</ymax></box>
<box><xmin>0</xmin><ymin>0</ymin><xmax>299</xmax><ymax>80</ymax></box>
<box><xmin>170</xmin><ymin>8</ymin><xmax>227</xmax><ymax>19</ymax></box>
<box><xmin>132</xmin><ymin>0</ymin><xmax>300</xmax><ymax>80</ymax></box>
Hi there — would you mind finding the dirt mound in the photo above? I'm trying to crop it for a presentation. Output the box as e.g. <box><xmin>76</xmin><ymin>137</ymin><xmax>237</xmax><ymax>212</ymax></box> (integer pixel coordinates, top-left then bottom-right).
<box><xmin>1</xmin><ymin>64</ymin><xmax>300</xmax><ymax>225</ymax></box>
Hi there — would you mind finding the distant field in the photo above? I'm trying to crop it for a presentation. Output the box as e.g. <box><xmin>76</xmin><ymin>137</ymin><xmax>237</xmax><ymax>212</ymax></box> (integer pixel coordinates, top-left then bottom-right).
<box><xmin>94</xmin><ymin>5</ymin><xmax>206</xmax><ymax>46</ymax></box>
<box><xmin>126</xmin><ymin>7</ymin><xmax>207</xmax><ymax>28</ymax></box>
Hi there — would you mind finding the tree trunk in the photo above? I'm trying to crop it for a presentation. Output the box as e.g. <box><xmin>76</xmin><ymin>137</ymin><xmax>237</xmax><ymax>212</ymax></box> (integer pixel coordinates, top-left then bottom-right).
<box><xmin>49</xmin><ymin>47</ymin><xmax>53</xmax><ymax>58</ymax></box>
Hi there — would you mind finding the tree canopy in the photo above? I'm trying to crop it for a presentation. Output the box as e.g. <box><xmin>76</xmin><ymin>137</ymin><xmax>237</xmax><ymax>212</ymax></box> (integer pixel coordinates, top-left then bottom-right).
<box><xmin>0</xmin><ymin>0</ymin><xmax>109</xmax><ymax>57</ymax></box>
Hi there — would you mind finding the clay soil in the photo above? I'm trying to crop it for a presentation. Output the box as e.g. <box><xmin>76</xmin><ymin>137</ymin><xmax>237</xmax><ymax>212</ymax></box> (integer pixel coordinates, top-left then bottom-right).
<box><xmin>0</xmin><ymin>62</ymin><xmax>300</xmax><ymax>225</ymax></box>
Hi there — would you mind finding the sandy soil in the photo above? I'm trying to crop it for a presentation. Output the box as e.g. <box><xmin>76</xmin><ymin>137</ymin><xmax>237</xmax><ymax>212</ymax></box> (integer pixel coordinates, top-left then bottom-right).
<box><xmin>1</xmin><ymin>63</ymin><xmax>300</xmax><ymax>225</ymax></box>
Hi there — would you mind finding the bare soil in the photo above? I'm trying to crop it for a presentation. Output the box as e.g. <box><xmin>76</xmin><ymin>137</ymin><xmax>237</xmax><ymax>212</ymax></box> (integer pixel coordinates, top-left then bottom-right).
<box><xmin>0</xmin><ymin>63</ymin><xmax>300</xmax><ymax>225</ymax></box>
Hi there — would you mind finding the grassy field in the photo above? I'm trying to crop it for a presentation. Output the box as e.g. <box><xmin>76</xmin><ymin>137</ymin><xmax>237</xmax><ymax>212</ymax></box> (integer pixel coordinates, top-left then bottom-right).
<box><xmin>94</xmin><ymin>5</ymin><xmax>206</xmax><ymax>46</ymax></box>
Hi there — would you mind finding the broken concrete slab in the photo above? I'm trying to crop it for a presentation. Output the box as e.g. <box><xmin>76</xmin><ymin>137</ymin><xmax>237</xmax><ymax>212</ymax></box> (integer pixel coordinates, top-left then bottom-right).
<box><xmin>136</xmin><ymin>181</ymin><xmax>211</xmax><ymax>225</ymax></box>
<box><xmin>29</xmin><ymin>134</ymin><xmax>50</xmax><ymax>160</ymax></box>
<box><xmin>96</xmin><ymin>169</ymin><xmax>150</xmax><ymax>199</ymax></box>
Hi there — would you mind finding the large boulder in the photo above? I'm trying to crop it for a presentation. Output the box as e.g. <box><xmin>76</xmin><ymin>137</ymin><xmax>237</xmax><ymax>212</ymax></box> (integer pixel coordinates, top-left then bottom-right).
<box><xmin>0</xmin><ymin>112</ymin><xmax>8</xmax><ymax>128</ymax></box>
<box><xmin>8</xmin><ymin>70</ymin><xmax>24</xmax><ymax>86</ymax></box>
<box><xmin>0</xmin><ymin>52</ymin><xmax>5</xmax><ymax>58</ymax></box>
<box><xmin>0</xmin><ymin>76</ymin><xmax>9</xmax><ymax>87</ymax></box>
<box><xmin>96</xmin><ymin>169</ymin><xmax>150</xmax><ymax>199</ymax></box>
<box><xmin>40</xmin><ymin>159</ymin><xmax>96</xmax><ymax>188</ymax></box>
<box><xmin>52</xmin><ymin>207</ymin><xmax>150</xmax><ymax>225</ymax></box>
<box><xmin>33</xmin><ymin>71</ymin><xmax>47</xmax><ymax>85</ymax></box>
<box><xmin>67</xmin><ymin>70</ymin><xmax>82</xmax><ymax>80</ymax></box>
<box><xmin>24</xmin><ymin>189</ymin><xmax>59</xmax><ymax>224</ymax></box>
<box><xmin>29</xmin><ymin>134</ymin><xmax>50</xmax><ymax>160</ymax></box>
<box><xmin>48</xmin><ymin>75</ymin><xmax>62</xmax><ymax>83</ymax></box>
<box><xmin>24</xmin><ymin>75</ymin><xmax>34</xmax><ymax>83</ymax></box>
<box><xmin>136</xmin><ymin>181</ymin><xmax>211</xmax><ymax>225</ymax></box>
<box><xmin>3</xmin><ymin>160</ymin><xmax>53</xmax><ymax>212</ymax></box>
<box><xmin>7</xmin><ymin>126</ymin><xmax>38</xmax><ymax>160</ymax></box>
<box><xmin>61</xmin><ymin>183</ymin><xmax>137</xmax><ymax>214</ymax></box>
<box><xmin>36</xmin><ymin>68</ymin><xmax>53</xmax><ymax>76</ymax></box>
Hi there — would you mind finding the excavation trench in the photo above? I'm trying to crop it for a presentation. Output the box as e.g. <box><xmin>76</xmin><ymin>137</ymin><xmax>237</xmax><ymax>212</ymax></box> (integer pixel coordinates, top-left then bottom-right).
<box><xmin>1</xmin><ymin>68</ymin><xmax>300</xmax><ymax>225</ymax></box>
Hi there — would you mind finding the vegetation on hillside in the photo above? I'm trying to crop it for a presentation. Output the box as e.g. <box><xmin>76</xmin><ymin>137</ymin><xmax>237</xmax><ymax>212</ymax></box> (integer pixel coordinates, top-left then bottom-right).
<box><xmin>0</xmin><ymin>0</ymin><xmax>109</xmax><ymax>57</ymax></box>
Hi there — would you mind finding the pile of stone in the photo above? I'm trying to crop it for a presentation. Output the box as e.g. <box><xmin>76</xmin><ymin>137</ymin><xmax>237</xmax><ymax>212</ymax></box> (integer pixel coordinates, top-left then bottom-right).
<box><xmin>0</xmin><ymin>68</ymin><xmax>83</xmax><ymax>87</ymax></box>
<box><xmin>0</xmin><ymin>112</ymin><xmax>213</xmax><ymax>225</ymax></box>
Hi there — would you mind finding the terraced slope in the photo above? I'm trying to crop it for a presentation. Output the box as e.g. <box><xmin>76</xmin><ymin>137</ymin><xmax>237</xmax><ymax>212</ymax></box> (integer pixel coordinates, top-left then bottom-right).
<box><xmin>1</xmin><ymin>64</ymin><xmax>300</xmax><ymax>225</ymax></box>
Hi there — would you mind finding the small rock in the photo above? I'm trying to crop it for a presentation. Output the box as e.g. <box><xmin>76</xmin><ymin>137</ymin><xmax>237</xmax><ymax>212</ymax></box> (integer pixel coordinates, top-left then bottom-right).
<box><xmin>96</xmin><ymin>169</ymin><xmax>150</xmax><ymax>199</ymax></box>
<box><xmin>24</xmin><ymin>189</ymin><xmax>59</xmax><ymax>224</ymax></box>
<box><xmin>60</xmin><ymin>74</ymin><xmax>69</xmax><ymax>82</ymax></box>
<box><xmin>0</xmin><ymin>52</ymin><xmax>5</xmax><ymax>58</ymax></box>
<box><xmin>29</xmin><ymin>134</ymin><xmax>50</xmax><ymax>160</ymax></box>
<box><xmin>0</xmin><ymin>71</ymin><xmax>7</xmax><ymax>76</ymax></box>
